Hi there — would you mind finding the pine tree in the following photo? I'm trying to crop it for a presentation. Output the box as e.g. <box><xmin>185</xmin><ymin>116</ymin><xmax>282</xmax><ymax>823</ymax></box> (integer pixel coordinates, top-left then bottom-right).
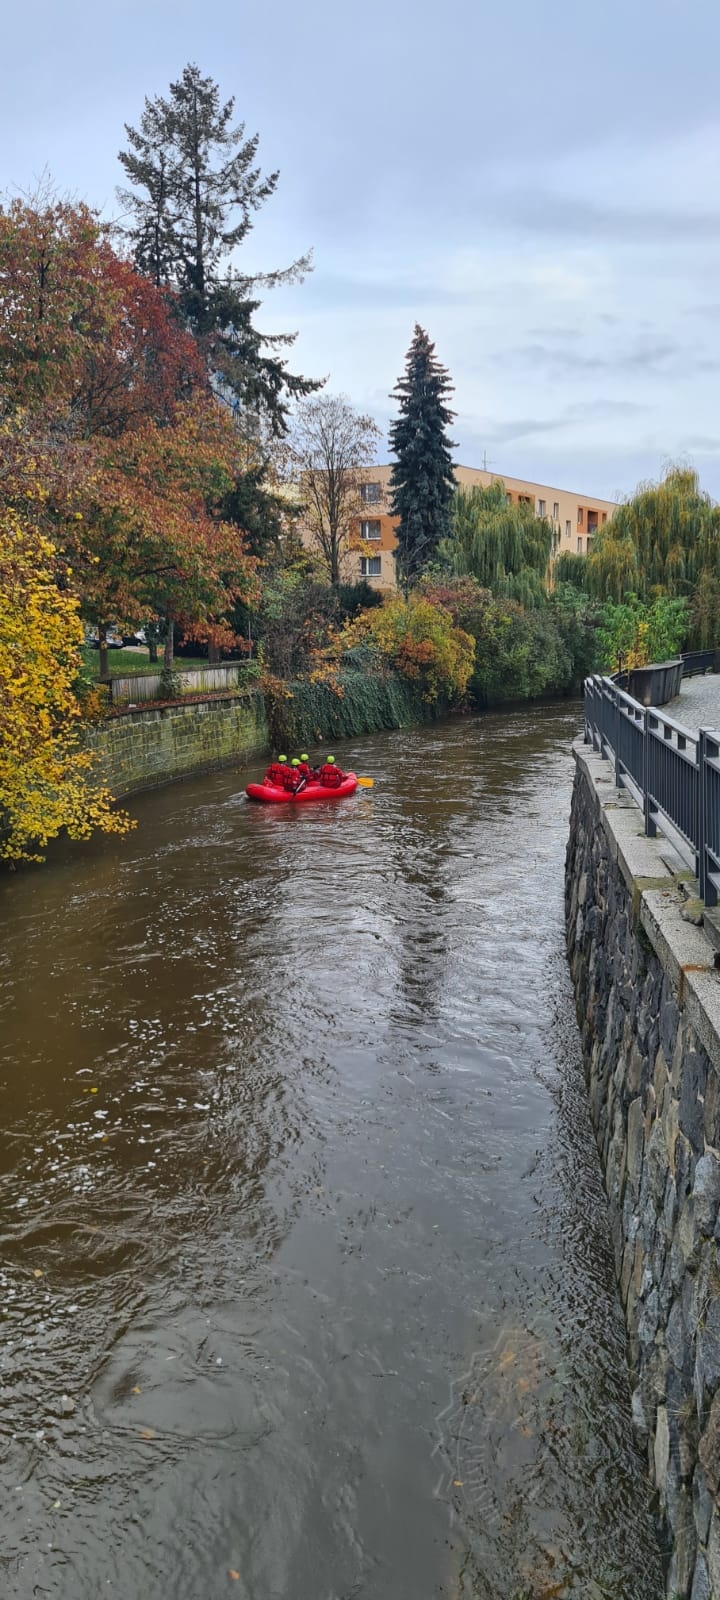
<box><xmin>388</xmin><ymin>325</ymin><xmax>457</xmax><ymax>589</ymax></box>
<box><xmin>118</xmin><ymin>63</ymin><xmax>319</xmax><ymax>432</ymax></box>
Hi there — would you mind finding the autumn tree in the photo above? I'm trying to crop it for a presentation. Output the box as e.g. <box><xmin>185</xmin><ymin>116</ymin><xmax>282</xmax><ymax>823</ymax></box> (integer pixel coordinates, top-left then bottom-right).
<box><xmin>389</xmin><ymin>326</ymin><xmax>456</xmax><ymax>590</ymax></box>
<box><xmin>289</xmin><ymin>395</ymin><xmax>381</xmax><ymax>586</ymax></box>
<box><xmin>0</xmin><ymin>198</ymin><xmax>258</xmax><ymax>675</ymax></box>
<box><xmin>0</xmin><ymin>196</ymin><xmax>206</xmax><ymax>430</ymax></box>
<box><xmin>0</xmin><ymin>509</ymin><xmax>132</xmax><ymax>862</ymax></box>
<box><xmin>118</xmin><ymin>63</ymin><xmax>320</xmax><ymax>433</ymax></box>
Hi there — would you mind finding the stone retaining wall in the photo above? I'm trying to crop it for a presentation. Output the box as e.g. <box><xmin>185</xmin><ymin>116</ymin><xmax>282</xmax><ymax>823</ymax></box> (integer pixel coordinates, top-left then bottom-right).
<box><xmin>566</xmin><ymin>743</ymin><xmax>720</xmax><ymax>1599</ymax></box>
<box><xmin>85</xmin><ymin>691</ymin><xmax>268</xmax><ymax>797</ymax></box>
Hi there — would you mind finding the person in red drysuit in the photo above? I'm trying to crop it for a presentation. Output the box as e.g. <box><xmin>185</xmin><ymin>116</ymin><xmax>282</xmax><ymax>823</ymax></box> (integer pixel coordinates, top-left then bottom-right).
<box><xmin>264</xmin><ymin>754</ymin><xmax>290</xmax><ymax>787</ymax></box>
<box><xmin>317</xmin><ymin>754</ymin><xmax>344</xmax><ymax>788</ymax></box>
<box><xmin>295</xmin><ymin>753</ymin><xmax>315</xmax><ymax>781</ymax></box>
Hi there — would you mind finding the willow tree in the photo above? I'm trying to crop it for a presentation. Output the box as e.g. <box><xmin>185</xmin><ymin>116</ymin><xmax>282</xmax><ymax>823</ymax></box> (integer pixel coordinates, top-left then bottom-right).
<box><xmin>443</xmin><ymin>481</ymin><xmax>553</xmax><ymax>604</ymax></box>
<box><xmin>587</xmin><ymin>467</ymin><xmax>720</xmax><ymax>604</ymax></box>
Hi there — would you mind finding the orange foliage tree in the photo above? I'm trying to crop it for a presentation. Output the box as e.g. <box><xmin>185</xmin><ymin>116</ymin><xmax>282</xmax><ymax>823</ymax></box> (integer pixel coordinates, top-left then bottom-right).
<box><xmin>0</xmin><ymin>197</ymin><xmax>258</xmax><ymax>673</ymax></box>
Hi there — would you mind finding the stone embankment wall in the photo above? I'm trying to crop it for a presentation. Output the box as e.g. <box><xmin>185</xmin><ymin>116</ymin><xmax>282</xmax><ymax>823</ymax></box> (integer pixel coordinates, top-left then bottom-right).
<box><xmin>85</xmin><ymin>691</ymin><xmax>269</xmax><ymax>798</ymax></box>
<box><xmin>567</xmin><ymin>743</ymin><xmax>720</xmax><ymax>1600</ymax></box>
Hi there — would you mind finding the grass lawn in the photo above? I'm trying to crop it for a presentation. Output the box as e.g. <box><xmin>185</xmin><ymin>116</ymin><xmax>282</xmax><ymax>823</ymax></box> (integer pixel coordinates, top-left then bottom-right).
<box><xmin>81</xmin><ymin>647</ymin><xmax>212</xmax><ymax>677</ymax></box>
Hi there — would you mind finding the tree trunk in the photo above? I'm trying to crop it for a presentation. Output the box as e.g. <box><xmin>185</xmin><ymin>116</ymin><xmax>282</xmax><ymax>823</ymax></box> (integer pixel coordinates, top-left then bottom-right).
<box><xmin>98</xmin><ymin>623</ymin><xmax>109</xmax><ymax>683</ymax></box>
<box><xmin>164</xmin><ymin>617</ymin><xmax>174</xmax><ymax>669</ymax></box>
<box><xmin>148</xmin><ymin>638</ymin><xmax>158</xmax><ymax>663</ymax></box>
<box><xmin>208</xmin><ymin>640</ymin><xmax>221</xmax><ymax>665</ymax></box>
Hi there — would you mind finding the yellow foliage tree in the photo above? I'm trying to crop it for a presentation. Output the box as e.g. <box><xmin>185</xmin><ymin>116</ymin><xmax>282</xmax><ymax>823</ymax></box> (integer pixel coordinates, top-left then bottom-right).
<box><xmin>342</xmin><ymin>595</ymin><xmax>475</xmax><ymax>703</ymax></box>
<box><xmin>0</xmin><ymin>510</ymin><xmax>133</xmax><ymax>862</ymax></box>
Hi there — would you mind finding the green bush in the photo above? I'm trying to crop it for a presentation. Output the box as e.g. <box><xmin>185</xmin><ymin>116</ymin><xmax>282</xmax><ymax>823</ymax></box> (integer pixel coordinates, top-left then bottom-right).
<box><xmin>597</xmin><ymin>594</ymin><xmax>688</xmax><ymax>672</ymax></box>
<box><xmin>419</xmin><ymin>575</ymin><xmax>599</xmax><ymax>705</ymax></box>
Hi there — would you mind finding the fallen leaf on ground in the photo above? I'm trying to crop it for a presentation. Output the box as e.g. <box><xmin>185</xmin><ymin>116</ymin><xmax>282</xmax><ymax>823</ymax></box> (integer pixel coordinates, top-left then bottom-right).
<box><xmin>90</xmin><ymin>1087</ymin><xmax>98</xmax><ymax>1094</ymax></box>
<box><xmin>131</xmin><ymin>1386</ymin><xmax>141</xmax><ymax>1395</ymax></box>
<box><xmin>452</xmin><ymin>1479</ymin><xmax>464</xmax><ymax>1487</ymax></box>
<box><xmin>33</xmin><ymin>1270</ymin><xmax>43</xmax><ymax>1279</ymax></box>
<box><xmin>139</xmin><ymin>1427</ymin><xmax>155</xmax><ymax>1439</ymax></box>
<box><xmin>228</xmin><ymin>1571</ymin><xmax>240</xmax><ymax>1581</ymax></box>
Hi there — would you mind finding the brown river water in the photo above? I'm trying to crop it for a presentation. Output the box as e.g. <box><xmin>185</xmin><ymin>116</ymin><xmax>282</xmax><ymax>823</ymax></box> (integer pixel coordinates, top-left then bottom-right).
<box><xmin>0</xmin><ymin>707</ymin><xmax>662</xmax><ymax>1600</ymax></box>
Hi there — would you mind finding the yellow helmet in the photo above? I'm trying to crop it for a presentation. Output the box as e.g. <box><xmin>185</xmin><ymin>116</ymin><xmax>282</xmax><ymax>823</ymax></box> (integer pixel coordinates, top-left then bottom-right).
<box><xmin>300</xmin><ymin>754</ymin><xmax>309</xmax><ymax>763</ymax></box>
<box><xmin>291</xmin><ymin>758</ymin><xmax>300</xmax><ymax>767</ymax></box>
<box><xmin>327</xmin><ymin>755</ymin><xmax>335</xmax><ymax>764</ymax></box>
<box><xmin>278</xmin><ymin>755</ymin><xmax>287</xmax><ymax>763</ymax></box>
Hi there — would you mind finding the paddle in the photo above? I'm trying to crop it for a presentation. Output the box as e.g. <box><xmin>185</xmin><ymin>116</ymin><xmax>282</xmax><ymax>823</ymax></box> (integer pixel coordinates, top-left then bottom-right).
<box><xmin>356</xmin><ymin>776</ymin><xmax>374</xmax><ymax>787</ymax></box>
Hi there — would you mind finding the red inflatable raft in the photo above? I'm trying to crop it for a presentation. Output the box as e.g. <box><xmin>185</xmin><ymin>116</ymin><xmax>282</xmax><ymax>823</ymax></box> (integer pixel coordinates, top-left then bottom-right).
<box><xmin>246</xmin><ymin>773</ymin><xmax>359</xmax><ymax>804</ymax></box>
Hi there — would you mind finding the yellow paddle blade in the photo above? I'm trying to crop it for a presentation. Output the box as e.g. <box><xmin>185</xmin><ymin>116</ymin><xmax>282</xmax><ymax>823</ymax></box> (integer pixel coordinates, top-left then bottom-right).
<box><xmin>356</xmin><ymin>776</ymin><xmax>374</xmax><ymax>787</ymax></box>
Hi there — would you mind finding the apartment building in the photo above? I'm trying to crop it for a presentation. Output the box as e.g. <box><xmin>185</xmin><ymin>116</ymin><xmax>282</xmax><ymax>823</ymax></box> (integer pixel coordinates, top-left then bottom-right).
<box><xmin>303</xmin><ymin>464</ymin><xmax>617</xmax><ymax>591</ymax></box>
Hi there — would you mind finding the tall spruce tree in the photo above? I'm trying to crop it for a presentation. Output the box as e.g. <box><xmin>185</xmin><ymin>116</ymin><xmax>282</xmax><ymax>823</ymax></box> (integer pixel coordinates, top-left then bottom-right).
<box><xmin>118</xmin><ymin>63</ymin><xmax>319</xmax><ymax>433</ymax></box>
<box><xmin>388</xmin><ymin>325</ymin><xmax>457</xmax><ymax>589</ymax></box>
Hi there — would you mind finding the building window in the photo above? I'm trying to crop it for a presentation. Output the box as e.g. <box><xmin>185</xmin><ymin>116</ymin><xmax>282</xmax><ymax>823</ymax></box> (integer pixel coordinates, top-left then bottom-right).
<box><xmin>565</xmin><ymin>520</ymin><xmax>571</xmax><ymax>538</ymax></box>
<box><xmin>602</xmin><ymin>512</ymin><xmax>607</xmax><ymax>524</ymax></box>
<box><xmin>519</xmin><ymin>494</ymin><xmax>532</xmax><ymax>506</ymax></box>
<box><xmin>360</xmin><ymin>556</ymin><xmax>381</xmax><ymax>577</ymax></box>
<box><xmin>577</xmin><ymin>537</ymin><xmax>583</xmax><ymax>554</ymax></box>
<box><xmin>360</xmin><ymin>520</ymin><xmax>381</xmax><ymax>540</ymax></box>
<box><xmin>361</xmin><ymin>482</ymin><xmax>381</xmax><ymax>504</ymax></box>
<box><xmin>537</xmin><ymin>498</ymin><xmax>546</xmax><ymax>517</ymax></box>
<box><xmin>553</xmin><ymin>502</ymin><xmax>559</xmax><ymax>521</ymax></box>
<box><xmin>577</xmin><ymin>507</ymin><xmax>584</xmax><ymax>527</ymax></box>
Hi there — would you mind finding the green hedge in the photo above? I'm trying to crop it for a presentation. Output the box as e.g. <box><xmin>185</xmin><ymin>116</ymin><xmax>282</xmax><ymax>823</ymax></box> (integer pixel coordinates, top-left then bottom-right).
<box><xmin>265</xmin><ymin>668</ymin><xmax>441</xmax><ymax>749</ymax></box>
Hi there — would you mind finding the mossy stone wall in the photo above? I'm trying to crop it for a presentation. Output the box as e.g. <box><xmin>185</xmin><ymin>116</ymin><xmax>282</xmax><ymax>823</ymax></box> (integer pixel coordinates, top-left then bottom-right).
<box><xmin>85</xmin><ymin>691</ymin><xmax>269</xmax><ymax>797</ymax></box>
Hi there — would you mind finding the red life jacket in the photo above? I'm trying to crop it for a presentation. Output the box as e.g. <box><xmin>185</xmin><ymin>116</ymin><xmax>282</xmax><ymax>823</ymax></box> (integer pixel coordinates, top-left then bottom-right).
<box><xmin>319</xmin><ymin>763</ymin><xmax>343</xmax><ymax>787</ymax></box>
<box><xmin>266</xmin><ymin>762</ymin><xmax>290</xmax><ymax>786</ymax></box>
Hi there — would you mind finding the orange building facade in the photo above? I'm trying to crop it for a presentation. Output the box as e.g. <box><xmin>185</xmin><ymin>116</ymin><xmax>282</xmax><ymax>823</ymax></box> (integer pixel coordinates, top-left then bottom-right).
<box><xmin>332</xmin><ymin>464</ymin><xmax>617</xmax><ymax>592</ymax></box>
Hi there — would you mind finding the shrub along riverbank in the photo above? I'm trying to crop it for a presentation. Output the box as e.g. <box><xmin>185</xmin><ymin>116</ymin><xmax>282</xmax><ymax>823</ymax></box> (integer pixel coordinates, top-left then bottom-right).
<box><xmin>264</xmin><ymin>667</ymin><xmax>444</xmax><ymax>750</ymax></box>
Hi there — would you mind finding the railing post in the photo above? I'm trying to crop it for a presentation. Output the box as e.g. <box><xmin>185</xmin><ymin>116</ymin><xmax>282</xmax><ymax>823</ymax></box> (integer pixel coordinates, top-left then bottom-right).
<box><xmin>615</xmin><ymin>686</ymin><xmax>624</xmax><ymax>790</ymax></box>
<box><xmin>698</xmin><ymin>729</ymin><xmax>705</xmax><ymax>900</ymax></box>
<box><xmin>698</xmin><ymin>728</ymin><xmax>710</xmax><ymax>904</ymax></box>
<box><xmin>598</xmin><ymin>677</ymin><xmax>606</xmax><ymax>757</ymax></box>
<box><xmin>643</xmin><ymin>708</ymin><xmax>656</xmax><ymax>836</ymax></box>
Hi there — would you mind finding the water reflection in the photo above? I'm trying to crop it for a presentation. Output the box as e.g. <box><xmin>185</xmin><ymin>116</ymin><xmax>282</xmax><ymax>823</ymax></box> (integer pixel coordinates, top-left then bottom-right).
<box><xmin>0</xmin><ymin>708</ymin><xmax>662</xmax><ymax>1599</ymax></box>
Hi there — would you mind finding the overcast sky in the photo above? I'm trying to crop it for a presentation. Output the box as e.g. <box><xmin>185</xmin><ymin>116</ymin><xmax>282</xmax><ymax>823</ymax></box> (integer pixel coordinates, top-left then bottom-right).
<box><xmin>3</xmin><ymin>0</ymin><xmax>720</xmax><ymax>502</ymax></box>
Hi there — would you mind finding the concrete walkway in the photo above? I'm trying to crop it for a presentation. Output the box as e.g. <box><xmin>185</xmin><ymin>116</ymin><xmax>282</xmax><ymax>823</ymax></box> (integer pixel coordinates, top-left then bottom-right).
<box><xmin>670</xmin><ymin>673</ymin><xmax>720</xmax><ymax>733</ymax></box>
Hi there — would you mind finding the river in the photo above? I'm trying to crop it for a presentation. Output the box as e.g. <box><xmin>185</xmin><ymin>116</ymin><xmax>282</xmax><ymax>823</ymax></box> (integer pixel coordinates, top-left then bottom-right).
<box><xmin>0</xmin><ymin>707</ymin><xmax>662</xmax><ymax>1600</ymax></box>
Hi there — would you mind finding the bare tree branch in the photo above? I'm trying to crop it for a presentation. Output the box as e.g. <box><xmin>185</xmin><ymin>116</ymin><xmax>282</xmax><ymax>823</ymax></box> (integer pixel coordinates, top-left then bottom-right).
<box><xmin>288</xmin><ymin>394</ymin><xmax>381</xmax><ymax>586</ymax></box>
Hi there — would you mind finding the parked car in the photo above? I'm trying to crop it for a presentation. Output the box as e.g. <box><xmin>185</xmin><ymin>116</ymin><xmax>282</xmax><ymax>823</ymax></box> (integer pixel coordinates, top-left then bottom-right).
<box><xmin>86</xmin><ymin>629</ymin><xmax>125</xmax><ymax>649</ymax></box>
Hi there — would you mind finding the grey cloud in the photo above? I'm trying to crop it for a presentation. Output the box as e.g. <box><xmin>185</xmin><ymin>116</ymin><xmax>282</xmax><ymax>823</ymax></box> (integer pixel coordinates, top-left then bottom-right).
<box><xmin>482</xmin><ymin>397</ymin><xmax>647</xmax><ymax>447</ymax></box>
<box><xmin>484</xmin><ymin>416</ymin><xmax>569</xmax><ymax>445</ymax></box>
<box><xmin>484</xmin><ymin>189</ymin><xmax>720</xmax><ymax>245</ymax></box>
<box><xmin>493</xmin><ymin>336</ymin><xmax>718</xmax><ymax>378</ymax></box>
<box><xmin>680</xmin><ymin>435</ymin><xmax>720</xmax><ymax>454</ymax></box>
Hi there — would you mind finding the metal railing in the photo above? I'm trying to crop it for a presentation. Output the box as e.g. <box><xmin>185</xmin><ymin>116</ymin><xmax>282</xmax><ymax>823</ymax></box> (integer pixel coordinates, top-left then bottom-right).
<box><xmin>681</xmin><ymin>648</ymin><xmax>720</xmax><ymax>679</ymax></box>
<box><xmin>584</xmin><ymin>675</ymin><xmax>720</xmax><ymax>907</ymax></box>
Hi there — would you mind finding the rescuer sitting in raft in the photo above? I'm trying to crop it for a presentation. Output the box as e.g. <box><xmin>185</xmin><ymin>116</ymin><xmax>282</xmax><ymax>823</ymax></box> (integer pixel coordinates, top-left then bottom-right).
<box><xmin>318</xmin><ymin>754</ymin><xmax>345</xmax><ymax>788</ymax></box>
<box><xmin>296</xmin><ymin>753</ymin><xmax>315</xmax><ymax>780</ymax></box>
<box><xmin>264</xmin><ymin>755</ymin><xmax>302</xmax><ymax>792</ymax></box>
<box><xmin>264</xmin><ymin>754</ymin><xmax>290</xmax><ymax>786</ymax></box>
